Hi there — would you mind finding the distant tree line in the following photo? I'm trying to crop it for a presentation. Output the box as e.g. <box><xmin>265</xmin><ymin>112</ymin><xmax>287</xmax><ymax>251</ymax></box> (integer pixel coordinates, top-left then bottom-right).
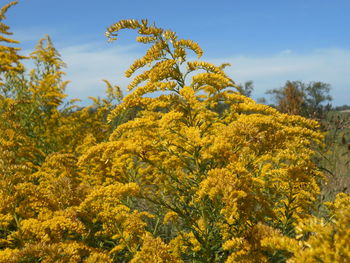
<box><xmin>238</xmin><ymin>80</ymin><xmax>335</xmax><ymax>120</ymax></box>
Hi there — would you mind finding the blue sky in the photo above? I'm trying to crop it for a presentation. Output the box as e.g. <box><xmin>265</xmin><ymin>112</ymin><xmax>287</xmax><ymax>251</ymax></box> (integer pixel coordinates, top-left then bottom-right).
<box><xmin>5</xmin><ymin>0</ymin><xmax>350</xmax><ymax>105</ymax></box>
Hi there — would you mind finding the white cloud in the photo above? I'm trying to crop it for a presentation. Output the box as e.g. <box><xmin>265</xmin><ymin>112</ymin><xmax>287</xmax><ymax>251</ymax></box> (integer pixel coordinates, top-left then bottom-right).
<box><xmin>210</xmin><ymin>48</ymin><xmax>350</xmax><ymax>105</ymax></box>
<box><xmin>54</xmin><ymin>43</ymin><xmax>350</xmax><ymax>106</ymax></box>
<box><xmin>59</xmin><ymin>43</ymin><xmax>141</xmax><ymax>103</ymax></box>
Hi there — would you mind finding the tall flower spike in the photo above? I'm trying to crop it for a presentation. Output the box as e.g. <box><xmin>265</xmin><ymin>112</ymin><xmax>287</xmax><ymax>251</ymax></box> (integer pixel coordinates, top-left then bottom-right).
<box><xmin>0</xmin><ymin>1</ymin><xmax>25</xmax><ymax>79</ymax></box>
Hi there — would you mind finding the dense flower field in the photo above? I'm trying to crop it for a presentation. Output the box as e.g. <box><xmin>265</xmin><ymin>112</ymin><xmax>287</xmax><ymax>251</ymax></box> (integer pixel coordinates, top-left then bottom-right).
<box><xmin>1</xmin><ymin>2</ymin><xmax>349</xmax><ymax>262</ymax></box>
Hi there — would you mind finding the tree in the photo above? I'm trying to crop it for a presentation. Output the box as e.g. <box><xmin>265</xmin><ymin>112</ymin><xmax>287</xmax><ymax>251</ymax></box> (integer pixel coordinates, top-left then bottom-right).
<box><xmin>267</xmin><ymin>81</ymin><xmax>305</xmax><ymax>115</ymax></box>
<box><xmin>237</xmin><ymin>80</ymin><xmax>254</xmax><ymax>97</ymax></box>
<box><xmin>304</xmin><ymin>81</ymin><xmax>332</xmax><ymax>119</ymax></box>
<box><xmin>267</xmin><ymin>80</ymin><xmax>332</xmax><ymax>119</ymax></box>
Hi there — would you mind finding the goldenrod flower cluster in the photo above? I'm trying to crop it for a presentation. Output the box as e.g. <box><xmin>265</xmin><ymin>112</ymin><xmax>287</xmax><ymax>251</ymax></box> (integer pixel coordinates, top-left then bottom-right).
<box><xmin>0</xmin><ymin>1</ymin><xmax>25</xmax><ymax>82</ymax></box>
<box><xmin>0</xmin><ymin>5</ymin><xmax>349</xmax><ymax>262</ymax></box>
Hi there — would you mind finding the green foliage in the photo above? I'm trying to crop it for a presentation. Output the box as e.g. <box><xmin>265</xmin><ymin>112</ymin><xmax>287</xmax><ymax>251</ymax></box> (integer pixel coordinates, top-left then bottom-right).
<box><xmin>237</xmin><ymin>80</ymin><xmax>254</xmax><ymax>97</ymax></box>
<box><xmin>315</xmin><ymin>110</ymin><xmax>350</xmax><ymax>203</ymax></box>
<box><xmin>267</xmin><ymin>80</ymin><xmax>332</xmax><ymax>120</ymax></box>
